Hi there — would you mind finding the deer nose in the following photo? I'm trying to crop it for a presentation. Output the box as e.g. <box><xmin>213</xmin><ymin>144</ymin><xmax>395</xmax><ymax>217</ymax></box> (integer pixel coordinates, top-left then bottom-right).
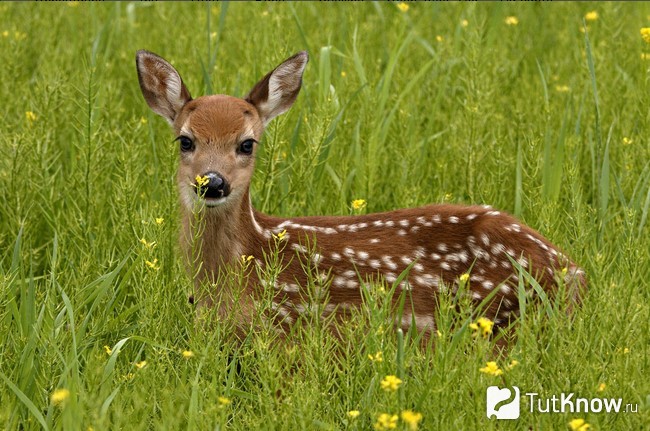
<box><xmin>196</xmin><ymin>172</ymin><xmax>230</xmax><ymax>199</ymax></box>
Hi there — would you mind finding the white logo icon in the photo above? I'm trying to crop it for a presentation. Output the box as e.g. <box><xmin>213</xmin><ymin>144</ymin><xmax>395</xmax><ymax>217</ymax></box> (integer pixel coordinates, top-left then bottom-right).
<box><xmin>487</xmin><ymin>386</ymin><xmax>520</xmax><ymax>419</ymax></box>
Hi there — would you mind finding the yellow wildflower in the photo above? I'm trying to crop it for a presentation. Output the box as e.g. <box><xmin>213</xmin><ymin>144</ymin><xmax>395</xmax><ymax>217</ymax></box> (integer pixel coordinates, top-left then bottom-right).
<box><xmin>145</xmin><ymin>258</ymin><xmax>160</xmax><ymax>270</ymax></box>
<box><xmin>341</xmin><ymin>71</ymin><xmax>347</xmax><ymax>77</ymax></box>
<box><xmin>584</xmin><ymin>11</ymin><xmax>598</xmax><ymax>22</ymax></box>
<box><xmin>374</xmin><ymin>413</ymin><xmax>398</xmax><ymax>431</ymax></box>
<box><xmin>139</xmin><ymin>116</ymin><xmax>147</xmax><ymax>125</ymax></box>
<box><xmin>135</xmin><ymin>360</ymin><xmax>147</xmax><ymax>369</ymax></box>
<box><xmin>155</xmin><ymin>217</ymin><xmax>164</xmax><ymax>225</ymax></box>
<box><xmin>400</xmin><ymin>410</ymin><xmax>423</xmax><ymax>431</ymax></box>
<box><xmin>2</xmin><ymin>30</ymin><xmax>8</xmax><ymax>38</ymax></box>
<box><xmin>505</xmin><ymin>16</ymin><xmax>519</xmax><ymax>26</ymax></box>
<box><xmin>51</xmin><ymin>388</ymin><xmax>70</xmax><ymax>406</ymax></box>
<box><xmin>25</xmin><ymin>111</ymin><xmax>37</xmax><ymax>123</ymax></box>
<box><xmin>351</xmin><ymin>199</ymin><xmax>367</xmax><ymax>210</ymax></box>
<box><xmin>641</xmin><ymin>28</ymin><xmax>650</xmax><ymax>44</ymax></box>
<box><xmin>182</xmin><ymin>350</ymin><xmax>194</xmax><ymax>359</ymax></box>
<box><xmin>623</xmin><ymin>347</ymin><xmax>630</xmax><ymax>354</ymax></box>
<box><xmin>568</xmin><ymin>418</ymin><xmax>591</xmax><ymax>431</ymax></box>
<box><xmin>368</xmin><ymin>351</ymin><xmax>383</xmax><ymax>363</ymax></box>
<box><xmin>479</xmin><ymin>361</ymin><xmax>503</xmax><ymax>376</ymax></box>
<box><xmin>461</xmin><ymin>19</ymin><xmax>469</xmax><ymax>28</ymax></box>
<box><xmin>273</xmin><ymin>229</ymin><xmax>287</xmax><ymax>241</ymax></box>
<box><xmin>470</xmin><ymin>317</ymin><xmax>494</xmax><ymax>338</ymax></box>
<box><xmin>195</xmin><ymin>175</ymin><xmax>209</xmax><ymax>187</ymax></box>
<box><xmin>597</xmin><ymin>382</ymin><xmax>606</xmax><ymax>392</ymax></box>
<box><xmin>623</xmin><ymin>137</ymin><xmax>632</xmax><ymax>145</ymax></box>
<box><xmin>459</xmin><ymin>273</ymin><xmax>469</xmax><ymax>283</ymax></box>
<box><xmin>396</xmin><ymin>2</ymin><xmax>409</xmax><ymax>13</ymax></box>
<box><xmin>347</xmin><ymin>410</ymin><xmax>360</xmax><ymax>419</ymax></box>
<box><xmin>380</xmin><ymin>375</ymin><xmax>403</xmax><ymax>392</ymax></box>
<box><xmin>103</xmin><ymin>345</ymin><xmax>112</xmax><ymax>355</ymax></box>
<box><xmin>139</xmin><ymin>238</ymin><xmax>156</xmax><ymax>249</ymax></box>
<box><xmin>641</xmin><ymin>53</ymin><xmax>650</xmax><ymax>60</ymax></box>
<box><xmin>555</xmin><ymin>85</ymin><xmax>571</xmax><ymax>93</ymax></box>
<box><xmin>436</xmin><ymin>35</ymin><xmax>444</xmax><ymax>43</ymax></box>
<box><xmin>217</xmin><ymin>396</ymin><xmax>231</xmax><ymax>407</ymax></box>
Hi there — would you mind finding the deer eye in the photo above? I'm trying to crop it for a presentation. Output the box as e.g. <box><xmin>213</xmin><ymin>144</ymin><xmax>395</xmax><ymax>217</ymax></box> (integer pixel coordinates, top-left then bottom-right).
<box><xmin>238</xmin><ymin>139</ymin><xmax>255</xmax><ymax>155</ymax></box>
<box><xmin>177</xmin><ymin>136</ymin><xmax>195</xmax><ymax>152</ymax></box>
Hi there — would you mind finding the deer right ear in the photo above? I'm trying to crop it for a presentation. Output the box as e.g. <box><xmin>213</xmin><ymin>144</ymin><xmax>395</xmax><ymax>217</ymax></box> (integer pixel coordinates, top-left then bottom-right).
<box><xmin>136</xmin><ymin>50</ymin><xmax>192</xmax><ymax>125</ymax></box>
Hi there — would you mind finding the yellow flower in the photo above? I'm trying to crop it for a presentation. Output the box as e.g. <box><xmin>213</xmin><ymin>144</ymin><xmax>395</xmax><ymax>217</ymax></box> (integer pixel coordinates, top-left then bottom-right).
<box><xmin>436</xmin><ymin>35</ymin><xmax>444</xmax><ymax>43</ymax></box>
<box><xmin>396</xmin><ymin>2</ymin><xmax>409</xmax><ymax>13</ymax></box>
<box><xmin>400</xmin><ymin>410</ymin><xmax>423</xmax><ymax>431</ymax></box>
<box><xmin>623</xmin><ymin>347</ymin><xmax>630</xmax><ymax>354</ymax></box>
<box><xmin>555</xmin><ymin>85</ymin><xmax>571</xmax><ymax>93</ymax></box>
<box><xmin>103</xmin><ymin>345</ymin><xmax>112</xmax><ymax>355</ymax></box>
<box><xmin>459</xmin><ymin>273</ymin><xmax>469</xmax><ymax>283</ymax></box>
<box><xmin>380</xmin><ymin>375</ymin><xmax>403</xmax><ymax>392</ymax></box>
<box><xmin>584</xmin><ymin>11</ymin><xmax>598</xmax><ymax>22</ymax></box>
<box><xmin>155</xmin><ymin>217</ymin><xmax>164</xmax><ymax>225</ymax></box>
<box><xmin>505</xmin><ymin>16</ymin><xmax>519</xmax><ymax>26</ymax></box>
<box><xmin>273</xmin><ymin>229</ymin><xmax>287</xmax><ymax>241</ymax></box>
<box><xmin>341</xmin><ymin>71</ymin><xmax>347</xmax><ymax>78</ymax></box>
<box><xmin>641</xmin><ymin>53</ymin><xmax>650</xmax><ymax>60</ymax></box>
<box><xmin>368</xmin><ymin>351</ymin><xmax>383</xmax><ymax>363</ymax></box>
<box><xmin>135</xmin><ymin>360</ymin><xmax>147</xmax><ymax>369</ymax></box>
<box><xmin>139</xmin><ymin>116</ymin><xmax>147</xmax><ymax>125</ymax></box>
<box><xmin>195</xmin><ymin>175</ymin><xmax>209</xmax><ymax>187</ymax></box>
<box><xmin>568</xmin><ymin>418</ymin><xmax>591</xmax><ymax>431</ymax></box>
<box><xmin>351</xmin><ymin>199</ymin><xmax>367</xmax><ymax>210</ymax></box>
<box><xmin>623</xmin><ymin>137</ymin><xmax>632</xmax><ymax>145</ymax></box>
<box><xmin>479</xmin><ymin>361</ymin><xmax>503</xmax><ymax>376</ymax></box>
<box><xmin>641</xmin><ymin>28</ymin><xmax>650</xmax><ymax>44</ymax></box>
<box><xmin>241</xmin><ymin>254</ymin><xmax>254</xmax><ymax>264</ymax></box>
<box><xmin>217</xmin><ymin>396</ymin><xmax>231</xmax><ymax>407</ymax></box>
<box><xmin>182</xmin><ymin>350</ymin><xmax>194</xmax><ymax>358</ymax></box>
<box><xmin>2</xmin><ymin>30</ymin><xmax>8</xmax><ymax>38</ymax></box>
<box><xmin>347</xmin><ymin>410</ymin><xmax>360</xmax><ymax>419</ymax></box>
<box><xmin>461</xmin><ymin>19</ymin><xmax>469</xmax><ymax>28</ymax></box>
<box><xmin>139</xmin><ymin>238</ymin><xmax>156</xmax><ymax>249</ymax></box>
<box><xmin>374</xmin><ymin>413</ymin><xmax>398</xmax><ymax>430</ymax></box>
<box><xmin>25</xmin><ymin>111</ymin><xmax>37</xmax><ymax>123</ymax></box>
<box><xmin>145</xmin><ymin>258</ymin><xmax>160</xmax><ymax>270</ymax></box>
<box><xmin>470</xmin><ymin>317</ymin><xmax>494</xmax><ymax>338</ymax></box>
<box><xmin>51</xmin><ymin>388</ymin><xmax>70</xmax><ymax>406</ymax></box>
<box><xmin>597</xmin><ymin>382</ymin><xmax>606</xmax><ymax>392</ymax></box>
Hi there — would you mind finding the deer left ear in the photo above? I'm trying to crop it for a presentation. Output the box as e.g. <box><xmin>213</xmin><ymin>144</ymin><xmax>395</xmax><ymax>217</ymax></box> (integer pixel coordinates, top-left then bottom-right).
<box><xmin>245</xmin><ymin>51</ymin><xmax>308</xmax><ymax>126</ymax></box>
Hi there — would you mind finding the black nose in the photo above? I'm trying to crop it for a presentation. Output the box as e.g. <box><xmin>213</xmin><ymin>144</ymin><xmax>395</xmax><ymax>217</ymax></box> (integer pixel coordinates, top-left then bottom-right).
<box><xmin>196</xmin><ymin>172</ymin><xmax>230</xmax><ymax>199</ymax></box>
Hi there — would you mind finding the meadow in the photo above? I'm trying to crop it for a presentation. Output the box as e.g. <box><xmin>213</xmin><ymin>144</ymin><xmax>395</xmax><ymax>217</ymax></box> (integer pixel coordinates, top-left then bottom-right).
<box><xmin>1</xmin><ymin>2</ymin><xmax>649</xmax><ymax>430</ymax></box>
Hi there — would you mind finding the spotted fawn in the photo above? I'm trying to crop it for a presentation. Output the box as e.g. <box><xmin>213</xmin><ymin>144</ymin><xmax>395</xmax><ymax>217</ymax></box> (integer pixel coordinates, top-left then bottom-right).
<box><xmin>136</xmin><ymin>50</ymin><xmax>586</xmax><ymax>341</ymax></box>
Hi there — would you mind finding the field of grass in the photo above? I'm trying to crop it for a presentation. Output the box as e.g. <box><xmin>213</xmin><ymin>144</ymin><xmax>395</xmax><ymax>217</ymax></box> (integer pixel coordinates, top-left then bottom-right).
<box><xmin>1</xmin><ymin>2</ymin><xmax>649</xmax><ymax>430</ymax></box>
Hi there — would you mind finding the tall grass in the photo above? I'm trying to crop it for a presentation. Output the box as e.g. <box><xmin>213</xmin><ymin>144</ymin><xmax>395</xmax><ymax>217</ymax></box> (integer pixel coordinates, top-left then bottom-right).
<box><xmin>0</xmin><ymin>2</ymin><xmax>649</xmax><ymax>430</ymax></box>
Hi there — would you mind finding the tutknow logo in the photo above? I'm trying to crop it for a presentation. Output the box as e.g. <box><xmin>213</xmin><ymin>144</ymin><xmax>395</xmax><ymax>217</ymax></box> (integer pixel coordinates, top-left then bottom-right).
<box><xmin>487</xmin><ymin>386</ymin><xmax>520</xmax><ymax>419</ymax></box>
<box><xmin>487</xmin><ymin>386</ymin><xmax>638</xmax><ymax>420</ymax></box>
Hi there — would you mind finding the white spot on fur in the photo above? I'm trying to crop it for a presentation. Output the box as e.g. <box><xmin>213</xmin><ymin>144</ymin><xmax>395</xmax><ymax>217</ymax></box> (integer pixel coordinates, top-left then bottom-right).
<box><xmin>430</xmin><ymin>253</ymin><xmax>441</xmax><ymax>260</ymax></box>
<box><xmin>491</xmin><ymin>243</ymin><xmax>506</xmax><ymax>255</ymax></box>
<box><xmin>466</xmin><ymin>214</ymin><xmax>478</xmax><ymax>221</ymax></box>
<box><xmin>401</xmin><ymin>256</ymin><xmax>413</xmax><ymax>265</ymax></box>
<box><xmin>357</xmin><ymin>251</ymin><xmax>369</xmax><ymax>260</ymax></box>
<box><xmin>343</xmin><ymin>247</ymin><xmax>354</xmax><ymax>257</ymax></box>
<box><xmin>373</xmin><ymin>220</ymin><xmax>384</xmax><ymax>227</ymax></box>
<box><xmin>399</xmin><ymin>219</ymin><xmax>409</xmax><ymax>227</ymax></box>
<box><xmin>382</xmin><ymin>256</ymin><xmax>397</xmax><ymax>270</ymax></box>
<box><xmin>437</xmin><ymin>243</ymin><xmax>448</xmax><ymax>252</ymax></box>
<box><xmin>440</xmin><ymin>262</ymin><xmax>451</xmax><ymax>271</ymax></box>
<box><xmin>480</xmin><ymin>234</ymin><xmax>490</xmax><ymax>247</ymax></box>
<box><xmin>449</xmin><ymin>216</ymin><xmax>459</xmax><ymax>224</ymax></box>
<box><xmin>369</xmin><ymin>259</ymin><xmax>381</xmax><ymax>269</ymax></box>
<box><xmin>385</xmin><ymin>220</ymin><xmax>395</xmax><ymax>227</ymax></box>
<box><xmin>432</xmin><ymin>214</ymin><xmax>441</xmax><ymax>223</ymax></box>
<box><xmin>331</xmin><ymin>252</ymin><xmax>341</xmax><ymax>261</ymax></box>
<box><xmin>413</xmin><ymin>263</ymin><xmax>424</xmax><ymax>272</ymax></box>
<box><xmin>369</xmin><ymin>238</ymin><xmax>380</xmax><ymax>244</ymax></box>
<box><xmin>482</xmin><ymin>280</ymin><xmax>494</xmax><ymax>290</ymax></box>
<box><xmin>397</xmin><ymin>229</ymin><xmax>407</xmax><ymax>236</ymax></box>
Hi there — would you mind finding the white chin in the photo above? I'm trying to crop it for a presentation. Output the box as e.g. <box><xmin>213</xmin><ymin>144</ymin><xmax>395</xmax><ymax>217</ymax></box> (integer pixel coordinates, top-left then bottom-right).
<box><xmin>204</xmin><ymin>197</ymin><xmax>229</xmax><ymax>207</ymax></box>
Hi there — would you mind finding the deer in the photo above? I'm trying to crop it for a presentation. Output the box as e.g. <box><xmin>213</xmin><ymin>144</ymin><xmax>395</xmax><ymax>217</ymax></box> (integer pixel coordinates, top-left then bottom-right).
<box><xmin>135</xmin><ymin>49</ymin><xmax>586</xmax><ymax>344</ymax></box>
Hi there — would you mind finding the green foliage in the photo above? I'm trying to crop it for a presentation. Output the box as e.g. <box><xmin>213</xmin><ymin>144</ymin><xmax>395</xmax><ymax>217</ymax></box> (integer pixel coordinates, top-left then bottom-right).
<box><xmin>0</xmin><ymin>2</ymin><xmax>649</xmax><ymax>430</ymax></box>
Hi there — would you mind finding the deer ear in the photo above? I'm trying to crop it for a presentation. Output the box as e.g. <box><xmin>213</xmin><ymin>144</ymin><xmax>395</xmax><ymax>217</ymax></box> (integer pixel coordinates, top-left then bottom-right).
<box><xmin>245</xmin><ymin>51</ymin><xmax>308</xmax><ymax>126</ymax></box>
<box><xmin>136</xmin><ymin>50</ymin><xmax>192</xmax><ymax>125</ymax></box>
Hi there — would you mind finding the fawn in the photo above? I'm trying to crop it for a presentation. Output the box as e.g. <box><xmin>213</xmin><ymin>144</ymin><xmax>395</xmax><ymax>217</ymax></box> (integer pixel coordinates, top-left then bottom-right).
<box><xmin>136</xmin><ymin>49</ymin><xmax>586</xmax><ymax>342</ymax></box>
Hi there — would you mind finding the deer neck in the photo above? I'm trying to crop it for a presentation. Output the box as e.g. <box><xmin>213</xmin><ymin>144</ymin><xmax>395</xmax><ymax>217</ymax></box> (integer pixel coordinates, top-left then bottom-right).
<box><xmin>181</xmin><ymin>189</ymin><xmax>265</xmax><ymax>281</ymax></box>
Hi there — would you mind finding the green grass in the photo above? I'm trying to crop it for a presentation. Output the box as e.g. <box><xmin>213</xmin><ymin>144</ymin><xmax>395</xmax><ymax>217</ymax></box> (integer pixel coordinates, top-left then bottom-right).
<box><xmin>1</xmin><ymin>2</ymin><xmax>649</xmax><ymax>430</ymax></box>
